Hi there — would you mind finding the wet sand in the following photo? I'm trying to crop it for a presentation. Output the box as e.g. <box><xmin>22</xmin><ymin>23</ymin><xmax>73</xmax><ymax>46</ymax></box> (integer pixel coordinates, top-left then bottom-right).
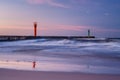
<box><xmin>0</xmin><ymin>68</ymin><xmax>120</xmax><ymax>80</ymax></box>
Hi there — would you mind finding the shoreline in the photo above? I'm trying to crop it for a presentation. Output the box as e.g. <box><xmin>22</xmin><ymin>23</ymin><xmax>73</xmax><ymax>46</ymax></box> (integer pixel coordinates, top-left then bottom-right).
<box><xmin>0</xmin><ymin>68</ymin><xmax>120</xmax><ymax>80</ymax></box>
<box><xmin>0</xmin><ymin>60</ymin><xmax>120</xmax><ymax>75</ymax></box>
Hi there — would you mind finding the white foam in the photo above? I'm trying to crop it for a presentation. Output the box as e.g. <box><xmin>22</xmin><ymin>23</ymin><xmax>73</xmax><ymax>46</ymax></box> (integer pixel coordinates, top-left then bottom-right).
<box><xmin>0</xmin><ymin>39</ymin><xmax>120</xmax><ymax>74</ymax></box>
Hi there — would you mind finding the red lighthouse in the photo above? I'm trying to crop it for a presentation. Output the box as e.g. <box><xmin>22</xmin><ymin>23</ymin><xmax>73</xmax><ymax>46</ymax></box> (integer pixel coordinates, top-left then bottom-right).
<box><xmin>34</xmin><ymin>22</ymin><xmax>37</xmax><ymax>37</ymax></box>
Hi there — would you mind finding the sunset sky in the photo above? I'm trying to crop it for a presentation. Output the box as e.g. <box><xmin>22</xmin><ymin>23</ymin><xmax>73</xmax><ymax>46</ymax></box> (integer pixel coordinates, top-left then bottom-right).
<box><xmin>0</xmin><ymin>0</ymin><xmax>120</xmax><ymax>37</ymax></box>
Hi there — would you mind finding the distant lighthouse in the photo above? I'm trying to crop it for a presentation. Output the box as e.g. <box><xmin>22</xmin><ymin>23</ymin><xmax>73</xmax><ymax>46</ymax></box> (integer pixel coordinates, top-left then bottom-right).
<box><xmin>88</xmin><ymin>29</ymin><xmax>90</xmax><ymax>37</ymax></box>
<box><xmin>34</xmin><ymin>22</ymin><xmax>37</xmax><ymax>37</ymax></box>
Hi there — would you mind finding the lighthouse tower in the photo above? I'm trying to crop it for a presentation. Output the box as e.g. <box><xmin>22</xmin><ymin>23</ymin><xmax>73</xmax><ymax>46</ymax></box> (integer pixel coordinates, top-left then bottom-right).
<box><xmin>88</xmin><ymin>29</ymin><xmax>90</xmax><ymax>37</ymax></box>
<box><xmin>34</xmin><ymin>22</ymin><xmax>37</xmax><ymax>37</ymax></box>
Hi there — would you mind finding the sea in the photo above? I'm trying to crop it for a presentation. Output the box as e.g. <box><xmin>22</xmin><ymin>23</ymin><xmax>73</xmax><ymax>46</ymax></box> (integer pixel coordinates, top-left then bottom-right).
<box><xmin>0</xmin><ymin>38</ymin><xmax>120</xmax><ymax>74</ymax></box>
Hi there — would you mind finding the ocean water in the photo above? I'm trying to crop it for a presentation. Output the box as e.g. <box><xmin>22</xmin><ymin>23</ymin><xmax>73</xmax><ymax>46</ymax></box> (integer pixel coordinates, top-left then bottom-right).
<box><xmin>0</xmin><ymin>38</ymin><xmax>120</xmax><ymax>74</ymax></box>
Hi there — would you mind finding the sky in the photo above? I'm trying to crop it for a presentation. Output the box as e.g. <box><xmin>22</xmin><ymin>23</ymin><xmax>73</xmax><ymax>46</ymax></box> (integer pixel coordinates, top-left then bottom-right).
<box><xmin>0</xmin><ymin>0</ymin><xmax>120</xmax><ymax>37</ymax></box>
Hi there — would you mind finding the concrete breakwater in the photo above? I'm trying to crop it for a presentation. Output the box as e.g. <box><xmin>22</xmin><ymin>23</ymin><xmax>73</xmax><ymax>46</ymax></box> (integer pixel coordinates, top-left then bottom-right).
<box><xmin>0</xmin><ymin>35</ymin><xmax>95</xmax><ymax>41</ymax></box>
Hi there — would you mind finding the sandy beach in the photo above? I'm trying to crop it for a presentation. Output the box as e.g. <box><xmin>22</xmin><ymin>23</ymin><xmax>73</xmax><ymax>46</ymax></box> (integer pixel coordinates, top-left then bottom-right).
<box><xmin>0</xmin><ymin>68</ymin><xmax>120</xmax><ymax>80</ymax></box>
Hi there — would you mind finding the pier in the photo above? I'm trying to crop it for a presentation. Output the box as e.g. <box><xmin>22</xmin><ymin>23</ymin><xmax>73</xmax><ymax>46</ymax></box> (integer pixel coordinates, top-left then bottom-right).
<box><xmin>0</xmin><ymin>35</ymin><xmax>95</xmax><ymax>41</ymax></box>
<box><xmin>0</xmin><ymin>22</ymin><xmax>95</xmax><ymax>41</ymax></box>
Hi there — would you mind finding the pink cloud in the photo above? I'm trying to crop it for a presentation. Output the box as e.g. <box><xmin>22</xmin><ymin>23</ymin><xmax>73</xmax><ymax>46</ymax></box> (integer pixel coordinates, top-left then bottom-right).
<box><xmin>47</xmin><ymin>0</ymin><xmax>69</xmax><ymax>8</ymax></box>
<box><xmin>39</xmin><ymin>24</ymin><xmax>91</xmax><ymax>31</ymax></box>
<box><xmin>27</xmin><ymin>0</ymin><xmax>69</xmax><ymax>8</ymax></box>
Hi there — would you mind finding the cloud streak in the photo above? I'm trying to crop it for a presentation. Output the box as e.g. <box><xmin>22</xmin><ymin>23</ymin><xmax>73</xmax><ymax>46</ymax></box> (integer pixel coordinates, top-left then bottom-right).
<box><xmin>26</xmin><ymin>0</ymin><xmax>96</xmax><ymax>9</ymax></box>
<box><xmin>27</xmin><ymin>0</ymin><xmax>69</xmax><ymax>8</ymax></box>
